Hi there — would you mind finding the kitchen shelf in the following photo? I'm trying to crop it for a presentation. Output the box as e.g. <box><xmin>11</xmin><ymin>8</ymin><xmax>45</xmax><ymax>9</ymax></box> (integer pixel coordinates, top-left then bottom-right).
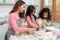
<box><xmin>0</xmin><ymin>3</ymin><xmax>15</xmax><ymax>5</ymax></box>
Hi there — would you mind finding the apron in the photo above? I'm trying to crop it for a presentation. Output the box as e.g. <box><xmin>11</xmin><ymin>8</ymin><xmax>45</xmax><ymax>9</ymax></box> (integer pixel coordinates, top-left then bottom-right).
<box><xmin>6</xmin><ymin>19</ymin><xmax>22</xmax><ymax>40</ymax></box>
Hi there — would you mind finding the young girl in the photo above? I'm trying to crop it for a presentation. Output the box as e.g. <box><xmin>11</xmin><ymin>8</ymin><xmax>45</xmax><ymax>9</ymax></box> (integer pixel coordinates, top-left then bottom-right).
<box><xmin>5</xmin><ymin>1</ymin><xmax>35</xmax><ymax>40</ymax></box>
<box><xmin>38</xmin><ymin>8</ymin><xmax>51</xmax><ymax>27</ymax></box>
<box><xmin>26</xmin><ymin>5</ymin><xmax>39</xmax><ymax>29</ymax></box>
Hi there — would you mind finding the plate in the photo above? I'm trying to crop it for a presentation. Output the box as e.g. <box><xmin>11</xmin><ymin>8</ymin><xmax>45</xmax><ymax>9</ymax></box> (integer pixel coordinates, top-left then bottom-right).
<box><xmin>46</xmin><ymin>27</ymin><xmax>57</xmax><ymax>31</ymax></box>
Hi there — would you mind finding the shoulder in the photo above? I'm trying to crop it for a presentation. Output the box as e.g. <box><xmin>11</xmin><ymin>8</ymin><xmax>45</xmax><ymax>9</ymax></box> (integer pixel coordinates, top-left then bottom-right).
<box><xmin>9</xmin><ymin>13</ymin><xmax>16</xmax><ymax>17</ymax></box>
<box><xmin>9</xmin><ymin>13</ymin><xmax>17</xmax><ymax>19</ymax></box>
<box><xmin>26</xmin><ymin>16</ymin><xmax>30</xmax><ymax>19</ymax></box>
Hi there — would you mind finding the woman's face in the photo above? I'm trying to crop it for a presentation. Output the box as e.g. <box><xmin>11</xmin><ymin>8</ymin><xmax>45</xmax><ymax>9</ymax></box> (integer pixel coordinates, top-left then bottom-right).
<box><xmin>18</xmin><ymin>4</ymin><xmax>26</xmax><ymax>13</ymax></box>
<box><xmin>43</xmin><ymin>12</ymin><xmax>48</xmax><ymax>19</ymax></box>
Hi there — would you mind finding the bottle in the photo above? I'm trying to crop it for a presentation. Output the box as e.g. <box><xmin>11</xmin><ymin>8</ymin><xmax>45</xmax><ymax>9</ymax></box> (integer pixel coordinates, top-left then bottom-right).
<box><xmin>43</xmin><ymin>19</ymin><xmax>47</xmax><ymax>29</ymax></box>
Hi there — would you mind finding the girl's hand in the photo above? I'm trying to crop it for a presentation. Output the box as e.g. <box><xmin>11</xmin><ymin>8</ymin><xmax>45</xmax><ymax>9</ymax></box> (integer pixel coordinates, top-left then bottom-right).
<box><xmin>28</xmin><ymin>28</ymin><xmax>35</xmax><ymax>35</ymax></box>
<box><xmin>39</xmin><ymin>23</ymin><xmax>43</xmax><ymax>28</ymax></box>
<box><xmin>36</xmin><ymin>19</ymin><xmax>43</xmax><ymax>28</ymax></box>
<box><xmin>46</xmin><ymin>22</ymin><xmax>50</xmax><ymax>26</ymax></box>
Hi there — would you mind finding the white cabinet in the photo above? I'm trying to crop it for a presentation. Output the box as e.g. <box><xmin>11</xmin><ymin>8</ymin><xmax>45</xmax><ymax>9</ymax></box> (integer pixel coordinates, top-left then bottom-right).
<box><xmin>23</xmin><ymin>0</ymin><xmax>40</xmax><ymax>5</ymax></box>
<box><xmin>5</xmin><ymin>0</ymin><xmax>15</xmax><ymax>4</ymax></box>
<box><xmin>0</xmin><ymin>0</ymin><xmax>3</xmax><ymax>3</ymax></box>
<box><xmin>0</xmin><ymin>0</ymin><xmax>16</xmax><ymax>5</ymax></box>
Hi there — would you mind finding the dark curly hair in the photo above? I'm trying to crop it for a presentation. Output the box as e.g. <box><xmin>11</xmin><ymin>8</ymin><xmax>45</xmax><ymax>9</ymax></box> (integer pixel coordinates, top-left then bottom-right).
<box><xmin>38</xmin><ymin>8</ymin><xmax>51</xmax><ymax>21</ymax></box>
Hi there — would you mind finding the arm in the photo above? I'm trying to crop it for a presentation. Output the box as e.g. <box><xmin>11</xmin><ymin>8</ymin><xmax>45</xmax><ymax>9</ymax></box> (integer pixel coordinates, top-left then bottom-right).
<box><xmin>26</xmin><ymin>16</ymin><xmax>38</xmax><ymax>29</ymax></box>
<box><xmin>9</xmin><ymin>14</ymin><xmax>28</xmax><ymax>32</ymax></box>
<box><xmin>36</xmin><ymin>19</ymin><xmax>42</xmax><ymax>27</ymax></box>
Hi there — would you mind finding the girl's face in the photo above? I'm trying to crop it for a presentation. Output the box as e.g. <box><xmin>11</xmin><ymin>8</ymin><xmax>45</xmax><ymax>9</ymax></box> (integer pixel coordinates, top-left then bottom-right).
<box><xmin>31</xmin><ymin>9</ymin><xmax>35</xmax><ymax>15</ymax></box>
<box><xmin>43</xmin><ymin>12</ymin><xmax>48</xmax><ymax>19</ymax></box>
<box><xmin>18</xmin><ymin>4</ymin><xmax>26</xmax><ymax>13</ymax></box>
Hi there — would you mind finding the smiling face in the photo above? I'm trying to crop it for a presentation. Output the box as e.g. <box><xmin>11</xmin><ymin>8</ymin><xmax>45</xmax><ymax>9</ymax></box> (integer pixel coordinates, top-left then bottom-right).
<box><xmin>43</xmin><ymin>12</ymin><xmax>48</xmax><ymax>19</ymax></box>
<box><xmin>18</xmin><ymin>4</ymin><xmax>26</xmax><ymax>13</ymax></box>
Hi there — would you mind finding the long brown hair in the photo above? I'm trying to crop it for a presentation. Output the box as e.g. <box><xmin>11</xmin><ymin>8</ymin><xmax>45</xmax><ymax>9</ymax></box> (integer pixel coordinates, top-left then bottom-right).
<box><xmin>10</xmin><ymin>0</ymin><xmax>25</xmax><ymax>18</ymax></box>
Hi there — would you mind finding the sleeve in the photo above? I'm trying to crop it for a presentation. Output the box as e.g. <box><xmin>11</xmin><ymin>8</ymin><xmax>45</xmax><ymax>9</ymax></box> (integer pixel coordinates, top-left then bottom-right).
<box><xmin>36</xmin><ymin>19</ymin><xmax>39</xmax><ymax>25</ymax></box>
<box><xmin>26</xmin><ymin>16</ymin><xmax>38</xmax><ymax>29</ymax></box>
<box><xmin>9</xmin><ymin>14</ymin><xmax>28</xmax><ymax>32</ymax></box>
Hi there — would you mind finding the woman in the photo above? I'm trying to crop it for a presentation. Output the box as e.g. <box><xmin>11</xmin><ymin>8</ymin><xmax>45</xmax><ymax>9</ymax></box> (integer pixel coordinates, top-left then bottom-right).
<box><xmin>26</xmin><ymin>5</ymin><xmax>39</xmax><ymax>29</ymax></box>
<box><xmin>5</xmin><ymin>0</ymin><xmax>35</xmax><ymax>40</ymax></box>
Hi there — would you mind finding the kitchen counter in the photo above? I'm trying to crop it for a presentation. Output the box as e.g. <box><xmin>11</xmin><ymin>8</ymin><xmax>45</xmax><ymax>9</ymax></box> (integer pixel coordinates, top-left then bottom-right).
<box><xmin>0</xmin><ymin>22</ymin><xmax>60</xmax><ymax>40</ymax></box>
<box><xmin>9</xmin><ymin>26</ymin><xmax>60</xmax><ymax>40</ymax></box>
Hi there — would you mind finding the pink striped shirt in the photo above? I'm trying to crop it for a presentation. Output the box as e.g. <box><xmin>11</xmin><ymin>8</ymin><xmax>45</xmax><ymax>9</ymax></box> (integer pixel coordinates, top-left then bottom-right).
<box><xmin>8</xmin><ymin>12</ymin><xmax>28</xmax><ymax>32</ymax></box>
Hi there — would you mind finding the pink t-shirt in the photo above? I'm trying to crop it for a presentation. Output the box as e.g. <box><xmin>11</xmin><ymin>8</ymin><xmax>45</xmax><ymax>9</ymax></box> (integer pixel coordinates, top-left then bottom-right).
<box><xmin>8</xmin><ymin>12</ymin><xmax>28</xmax><ymax>32</ymax></box>
<box><xmin>26</xmin><ymin>16</ymin><xmax>39</xmax><ymax>29</ymax></box>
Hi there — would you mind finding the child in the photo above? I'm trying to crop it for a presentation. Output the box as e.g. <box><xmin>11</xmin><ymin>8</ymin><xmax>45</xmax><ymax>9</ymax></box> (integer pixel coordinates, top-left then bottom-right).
<box><xmin>38</xmin><ymin>8</ymin><xmax>51</xmax><ymax>27</ymax></box>
<box><xmin>26</xmin><ymin>5</ymin><xmax>39</xmax><ymax>29</ymax></box>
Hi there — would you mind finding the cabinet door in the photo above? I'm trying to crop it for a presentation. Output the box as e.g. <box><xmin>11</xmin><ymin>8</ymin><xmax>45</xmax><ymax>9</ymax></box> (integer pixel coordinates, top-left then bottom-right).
<box><xmin>48</xmin><ymin>0</ymin><xmax>60</xmax><ymax>22</ymax></box>
<box><xmin>56</xmin><ymin>0</ymin><xmax>60</xmax><ymax>22</ymax></box>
